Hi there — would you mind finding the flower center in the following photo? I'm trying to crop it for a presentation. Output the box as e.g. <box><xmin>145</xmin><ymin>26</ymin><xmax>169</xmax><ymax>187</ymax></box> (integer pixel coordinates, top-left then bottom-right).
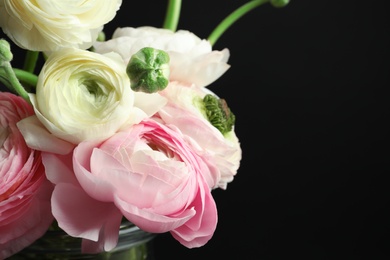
<box><xmin>203</xmin><ymin>94</ymin><xmax>235</xmax><ymax>135</ymax></box>
<box><xmin>83</xmin><ymin>78</ymin><xmax>107</xmax><ymax>98</ymax></box>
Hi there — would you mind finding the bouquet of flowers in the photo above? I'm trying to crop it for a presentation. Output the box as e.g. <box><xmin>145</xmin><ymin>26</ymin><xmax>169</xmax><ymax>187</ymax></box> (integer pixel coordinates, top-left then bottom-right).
<box><xmin>0</xmin><ymin>0</ymin><xmax>289</xmax><ymax>258</ymax></box>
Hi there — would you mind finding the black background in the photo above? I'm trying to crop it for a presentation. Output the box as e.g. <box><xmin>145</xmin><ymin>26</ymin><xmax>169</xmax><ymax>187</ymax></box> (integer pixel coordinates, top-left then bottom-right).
<box><xmin>2</xmin><ymin>1</ymin><xmax>389</xmax><ymax>259</ymax></box>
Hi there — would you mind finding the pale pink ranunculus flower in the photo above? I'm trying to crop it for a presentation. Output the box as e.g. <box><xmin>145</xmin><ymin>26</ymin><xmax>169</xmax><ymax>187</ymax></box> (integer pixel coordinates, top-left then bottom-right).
<box><xmin>0</xmin><ymin>0</ymin><xmax>122</xmax><ymax>51</ymax></box>
<box><xmin>93</xmin><ymin>26</ymin><xmax>231</xmax><ymax>88</ymax></box>
<box><xmin>42</xmin><ymin>119</ymin><xmax>218</xmax><ymax>251</ymax></box>
<box><xmin>0</xmin><ymin>92</ymin><xmax>54</xmax><ymax>259</ymax></box>
<box><xmin>158</xmin><ymin>82</ymin><xmax>242</xmax><ymax>190</ymax></box>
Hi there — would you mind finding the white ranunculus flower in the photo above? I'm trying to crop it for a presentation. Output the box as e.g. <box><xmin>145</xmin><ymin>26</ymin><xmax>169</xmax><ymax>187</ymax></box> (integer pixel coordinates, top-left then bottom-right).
<box><xmin>0</xmin><ymin>0</ymin><xmax>122</xmax><ymax>51</ymax></box>
<box><xmin>30</xmin><ymin>48</ymin><xmax>141</xmax><ymax>144</ymax></box>
<box><xmin>93</xmin><ymin>26</ymin><xmax>230</xmax><ymax>88</ymax></box>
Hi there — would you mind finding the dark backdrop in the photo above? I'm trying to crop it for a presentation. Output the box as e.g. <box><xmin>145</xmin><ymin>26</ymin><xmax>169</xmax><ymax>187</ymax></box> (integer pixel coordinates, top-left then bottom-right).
<box><xmin>110</xmin><ymin>1</ymin><xmax>389</xmax><ymax>259</ymax></box>
<box><xmin>2</xmin><ymin>1</ymin><xmax>389</xmax><ymax>259</ymax></box>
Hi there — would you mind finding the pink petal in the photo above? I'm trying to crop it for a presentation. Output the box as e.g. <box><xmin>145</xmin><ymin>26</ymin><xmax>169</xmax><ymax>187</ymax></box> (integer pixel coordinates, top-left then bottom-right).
<box><xmin>42</xmin><ymin>152</ymin><xmax>78</xmax><ymax>185</ymax></box>
<box><xmin>114</xmin><ymin>194</ymin><xmax>195</xmax><ymax>233</ymax></box>
<box><xmin>51</xmin><ymin>183</ymin><xmax>123</xmax><ymax>252</ymax></box>
<box><xmin>0</xmin><ymin>179</ymin><xmax>54</xmax><ymax>258</ymax></box>
<box><xmin>170</xmin><ymin>177</ymin><xmax>217</xmax><ymax>248</ymax></box>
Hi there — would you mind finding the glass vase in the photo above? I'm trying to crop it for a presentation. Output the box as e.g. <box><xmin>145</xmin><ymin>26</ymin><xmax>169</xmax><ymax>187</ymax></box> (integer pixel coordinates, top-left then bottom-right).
<box><xmin>8</xmin><ymin>220</ymin><xmax>156</xmax><ymax>260</ymax></box>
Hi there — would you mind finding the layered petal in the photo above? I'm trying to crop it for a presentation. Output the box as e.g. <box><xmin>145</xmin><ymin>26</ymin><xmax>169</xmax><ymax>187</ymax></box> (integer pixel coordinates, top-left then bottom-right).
<box><xmin>0</xmin><ymin>0</ymin><xmax>122</xmax><ymax>51</ymax></box>
<box><xmin>32</xmin><ymin>48</ymin><xmax>141</xmax><ymax>144</ymax></box>
<box><xmin>71</xmin><ymin>119</ymin><xmax>218</xmax><ymax>248</ymax></box>
<box><xmin>0</xmin><ymin>92</ymin><xmax>53</xmax><ymax>259</ymax></box>
<box><xmin>42</xmin><ymin>152</ymin><xmax>123</xmax><ymax>253</ymax></box>
<box><xmin>52</xmin><ymin>183</ymin><xmax>123</xmax><ymax>253</ymax></box>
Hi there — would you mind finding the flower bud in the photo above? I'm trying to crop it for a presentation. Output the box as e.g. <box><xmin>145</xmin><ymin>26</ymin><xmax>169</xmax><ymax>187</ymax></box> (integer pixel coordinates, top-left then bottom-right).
<box><xmin>126</xmin><ymin>47</ymin><xmax>170</xmax><ymax>93</ymax></box>
<box><xmin>97</xmin><ymin>31</ymin><xmax>106</xmax><ymax>42</ymax></box>
<box><xmin>203</xmin><ymin>94</ymin><xmax>235</xmax><ymax>135</ymax></box>
<box><xmin>0</xmin><ymin>39</ymin><xmax>13</xmax><ymax>63</ymax></box>
<box><xmin>271</xmin><ymin>0</ymin><xmax>290</xmax><ymax>8</ymax></box>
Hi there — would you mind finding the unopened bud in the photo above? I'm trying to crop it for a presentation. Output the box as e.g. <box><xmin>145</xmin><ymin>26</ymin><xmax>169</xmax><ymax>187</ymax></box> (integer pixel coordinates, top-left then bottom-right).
<box><xmin>0</xmin><ymin>39</ymin><xmax>13</xmax><ymax>63</ymax></box>
<box><xmin>271</xmin><ymin>0</ymin><xmax>290</xmax><ymax>8</ymax></box>
<box><xmin>126</xmin><ymin>47</ymin><xmax>170</xmax><ymax>93</ymax></box>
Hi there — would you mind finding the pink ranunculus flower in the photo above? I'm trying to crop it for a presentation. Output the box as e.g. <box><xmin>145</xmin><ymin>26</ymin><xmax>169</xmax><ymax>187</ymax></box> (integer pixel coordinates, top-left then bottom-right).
<box><xmin>44</xmin><ymin>119</ymin><xmax>218</xmax><ymax>251</ymax></box>
<box><xmin>93</xmin><ymin>26</ymin><xmax>231</xmax><ymax>88</ymax></box>
<box><xmin>158</xmin><ymin>82</ymin><xmax>242</xmax><ymax>190</ymax></box>
<box><xmin>0</xmin><ymin>92</ymin><xmax>53</xmax><ymax>259</ymax></box>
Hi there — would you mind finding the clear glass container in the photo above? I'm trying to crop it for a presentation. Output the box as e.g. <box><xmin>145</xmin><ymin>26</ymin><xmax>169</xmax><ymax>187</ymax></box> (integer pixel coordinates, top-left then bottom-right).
<box><xmin>8</xmin><ymin>220</ymin><xmax>156</xmax><ymax>260</ymax></box>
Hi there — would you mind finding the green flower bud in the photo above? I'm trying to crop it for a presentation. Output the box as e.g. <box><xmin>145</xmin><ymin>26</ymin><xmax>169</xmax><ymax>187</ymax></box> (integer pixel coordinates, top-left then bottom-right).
<box><xmin>271</xmin><ymin>0</ymin><xmax>290</xmax><ymax>8</ymax></box>
<box><xmin>126</xmin><ymin>47</ymin><xmax>170</xmax><ymax>93</ymax></box>
<box><xmin>0</xmin><ymin>39</ymin><xmax>13</xmax><ymax>63</ymax></box>
<box><xmin>97</xmin><ymin>31</ymin><xmax>106</xmax><ymax>42</ymax></box>
<box><xmin>203</xmin><ymin>94</ymin><xmax>236</xmax><ymax>135</ymax></box>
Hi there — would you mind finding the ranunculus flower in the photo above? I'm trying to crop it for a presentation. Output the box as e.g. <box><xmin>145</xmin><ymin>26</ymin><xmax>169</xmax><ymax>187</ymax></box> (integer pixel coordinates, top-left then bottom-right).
<box><xmin>0</xmin><ymin>92</ymin><xmax>53</xmax><ymax>259</ymax></box>
<box><xmin>42</xmin><ymin>119</ymin><xmax>217</xmax><ymax>252</ymax></box>
<box><xmin>93</xmin><ymin>26</ymin><xmax>230</xmax><ymax>88</ymax></box>
<box><xmin>25</xmin><ymin>48</ymin><xmax>154</xmax><ymax>145</ymax></box>
<box><xmin>0</xmin><ymin>0</ymin><xmax>122</xmax><ymax>51</ymax></box>
<box><xmin>158</xmin><ymin>82</ymin><xmax>242</xmax><ymax>189</ymax></box>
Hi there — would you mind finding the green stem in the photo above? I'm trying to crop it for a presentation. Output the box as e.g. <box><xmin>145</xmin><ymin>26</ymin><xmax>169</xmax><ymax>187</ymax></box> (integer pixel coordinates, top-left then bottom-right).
<box><xmin>23</xmin><ymin>50</ymin><xmax>39</xmax><ymax>73</ymax></box>
<box><xmin>14</xmin><ymin>68</ymin><xmax>38</xmax><ymax>87</ymax></box>
<box><xmin>163</xmin><ymin>0</ymin><xmax>182</xmax><ymax>31</ymax></box>
<box><xmin>0</xmin><ymin>70</ymin><xmax>11</xmax><ymax>88</ymax></box>
<box><xmin>207</xmin><ymin>0</ymin><xmax>270</xmax><ymax>46</ymax></box>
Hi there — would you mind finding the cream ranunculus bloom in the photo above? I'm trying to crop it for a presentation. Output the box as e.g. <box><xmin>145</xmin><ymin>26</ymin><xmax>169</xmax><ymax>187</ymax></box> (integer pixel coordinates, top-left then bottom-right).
<box><xmin>0</xmin><ymin>0</ymin><xmax>122</xmax><ymax>51</ymax></box>
<box><xmin>93</xmin><ymin>26</ymin><xmax>230</xmax><ymax>88</ymax></box>
<box><xmin>29</xmin><ymin>48</ymin><xmax>140</xmax><ymax>144</ymax></box>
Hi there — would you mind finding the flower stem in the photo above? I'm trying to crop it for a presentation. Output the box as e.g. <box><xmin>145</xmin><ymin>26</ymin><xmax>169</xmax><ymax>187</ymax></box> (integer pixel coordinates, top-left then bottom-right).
<box><xmin>0</xmin><ymin>39</ymin><xmax>31</xmax><ymax>103</ymax></box>
<box><xmin>0</xmin><ymin>64</ymin><xmax>31</xmax><ymax>103</ymax></box>
<box><xmin>163</xmin><ymin>0</ymin><xmax>182</xmax><ymax>31</ymax></box>
<box><xmin>207</xmin><ymin>0</ymin><xmax>290</xmax><ymax>46</ymax></box>
<box><xmin>23</xmin><ymin>50</ymin><xmax>39</xmax><ymax>73</ymax></box>
<box><xmin>14</xmin><ymin>68</ymin><xmax>38</xmax><ymax>87</ymax></box>
<box><xmin>208</xmin><ymin>0</ymin><xmax>269</xmax><ymax>46</ymax></box>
